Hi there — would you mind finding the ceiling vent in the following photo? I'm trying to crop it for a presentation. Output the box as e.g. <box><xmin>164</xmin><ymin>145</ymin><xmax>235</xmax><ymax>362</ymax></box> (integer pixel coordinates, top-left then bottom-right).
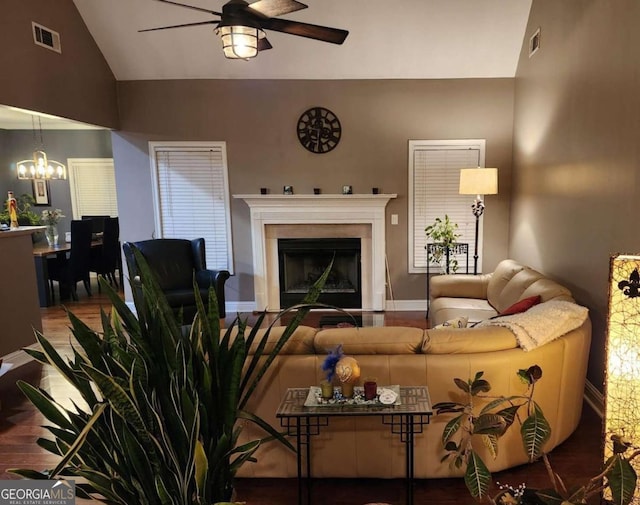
<box><xmin>32</xmin><ymin>22</ymin><xmax>61</xmax><ymax>53</ymax></box>
<box><xmin>529</xmin><ymin>27</ymin><xmax>541</xmax><ymax>58</ymax></box>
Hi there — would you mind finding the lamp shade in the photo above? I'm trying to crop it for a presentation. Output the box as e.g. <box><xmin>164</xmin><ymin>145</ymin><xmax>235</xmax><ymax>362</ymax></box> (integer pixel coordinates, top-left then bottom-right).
<box><xmin>459</xmin><ymin>168</ymin><xmax>498</xmax><ymax>196</ymax></box>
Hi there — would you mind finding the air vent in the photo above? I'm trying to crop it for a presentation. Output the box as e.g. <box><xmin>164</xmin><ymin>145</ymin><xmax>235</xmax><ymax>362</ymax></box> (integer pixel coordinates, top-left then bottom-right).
<box><xmin>32</xmin><ymin>22</ymin><xmax>61</xmax><ymax>53</ymax></box>
<box><xmin>529</xmin><ymin>27</ymin><xmax>541</xmax><ymax>58</ymax></box>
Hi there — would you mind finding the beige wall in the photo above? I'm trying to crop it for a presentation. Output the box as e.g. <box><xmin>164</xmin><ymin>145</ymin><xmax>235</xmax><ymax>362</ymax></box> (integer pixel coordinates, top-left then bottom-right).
<box><xmin>0</xmin><ymin>0</ymin><xmax>118</xmax><ymax>128</ymax></box>
<box><xmin>512</xmin><ymin>0</ymin><xmax>640</xmax><ymax>390</ymax></box>
<box><xmin>113</xmin><ymin>78</ymin><xmax>514</xmax><ymax>304</ymax></box>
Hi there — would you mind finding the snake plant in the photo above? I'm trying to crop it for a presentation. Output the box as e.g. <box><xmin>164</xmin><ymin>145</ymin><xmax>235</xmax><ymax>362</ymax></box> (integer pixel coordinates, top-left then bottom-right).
<box><xmin>11</xmin><ymin>246</ymin><xmax>330</xmax><ymax>504</ymax></box>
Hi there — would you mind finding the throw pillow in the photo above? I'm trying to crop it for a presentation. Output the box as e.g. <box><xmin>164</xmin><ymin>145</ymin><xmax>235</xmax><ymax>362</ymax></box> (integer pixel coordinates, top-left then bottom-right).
<box><xmin>499</xmin><ymin>295</ymin><xmax>542</xmax><ymax>316</ymax></box>
<box><xmin>434</xmin><ymin>316</ymin><xmax>468</xmax><ymax>329</ymax></box>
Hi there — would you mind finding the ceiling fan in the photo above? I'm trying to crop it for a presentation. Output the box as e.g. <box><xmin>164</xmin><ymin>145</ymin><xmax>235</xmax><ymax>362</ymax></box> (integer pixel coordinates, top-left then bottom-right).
<box><xmin>140</xmin><ymin>0</ymin><xmax>349</xmax><ymax>60</ymax></box>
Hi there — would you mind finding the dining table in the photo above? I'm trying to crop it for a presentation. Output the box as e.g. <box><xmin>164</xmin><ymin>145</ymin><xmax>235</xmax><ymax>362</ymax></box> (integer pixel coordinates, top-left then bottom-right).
<box><xmin>32</xmin><ymin>239</ymin><xmax>103</xmax><ymax>307</ymax></box>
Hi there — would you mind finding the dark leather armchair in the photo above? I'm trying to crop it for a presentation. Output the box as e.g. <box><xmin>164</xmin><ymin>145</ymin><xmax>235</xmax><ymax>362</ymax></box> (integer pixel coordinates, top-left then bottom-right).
<box><xmin>123</xmin><ymin>238</ymin><xmax>230</xmax><ymax>320</ymax></box>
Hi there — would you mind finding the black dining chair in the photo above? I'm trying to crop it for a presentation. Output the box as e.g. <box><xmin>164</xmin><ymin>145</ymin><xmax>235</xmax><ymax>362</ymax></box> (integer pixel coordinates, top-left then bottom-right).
<box><xmin>48</xmin><ymin>219</ymin><xmax>93</xmax><ymax>302</ymax></box>
<box><xmin>89</xmin><ymin>217</ymin><xmax>120</xmax><ymax>291</ymax></box>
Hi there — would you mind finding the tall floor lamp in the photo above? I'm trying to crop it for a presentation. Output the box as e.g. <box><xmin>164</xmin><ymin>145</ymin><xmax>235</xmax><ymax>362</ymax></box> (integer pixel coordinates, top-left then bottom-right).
<box><xmin>605</xmin><ymin>254</ymin><xmax>640</xmax><ymax>503</ymax></box>
<box><xmin>459</xmin><ymin>168</ymin><xmax>498</xmax><ymax>275</ymax></box>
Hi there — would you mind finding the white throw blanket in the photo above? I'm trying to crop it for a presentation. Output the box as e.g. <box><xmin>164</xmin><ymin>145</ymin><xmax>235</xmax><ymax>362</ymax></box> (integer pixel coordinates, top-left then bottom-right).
<box><xmin>475</xmin><ymin>300</ymin><xmax>589</xmax><ymax>351</ymax></box>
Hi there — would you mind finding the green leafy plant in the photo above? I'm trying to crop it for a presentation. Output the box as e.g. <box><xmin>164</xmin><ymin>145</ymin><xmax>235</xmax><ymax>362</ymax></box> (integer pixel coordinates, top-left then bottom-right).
<box><xmin>434</xmin><ymin>367</ymin><xmax>639</xmax><ymax>505</ymax></box>
<box><xmin>0</xmin><ymin>193</ymin><xmax>41</xmax><ymax>225</ymax></box>
<box><xmin>433</xmin><ymin>366</ymin><xmax>550</xmax><ymax>502</ymax></box>
<box><xmin>10</xmin><ymin>247</ymin><xmax>331</xmax><ymax>504</ymax></box>
<box><xmin>425</xmin><ymin>214</ymin><xmax>462</xmax><ymax>273</ymax></box>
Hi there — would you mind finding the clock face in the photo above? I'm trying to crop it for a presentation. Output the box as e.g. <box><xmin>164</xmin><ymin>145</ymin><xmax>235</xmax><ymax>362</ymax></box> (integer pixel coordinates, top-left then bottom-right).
<box><xmin>297</xmin><ymin>107</ymin><xmax>341</xmax><ymax>154</ymax></box>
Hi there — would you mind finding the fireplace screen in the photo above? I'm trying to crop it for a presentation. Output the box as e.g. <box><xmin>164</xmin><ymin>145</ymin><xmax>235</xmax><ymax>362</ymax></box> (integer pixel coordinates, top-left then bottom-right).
<box><xmin>278</xmin><ymin>238</ymin><xmax>362</xmax><ymax>308</ymax></box>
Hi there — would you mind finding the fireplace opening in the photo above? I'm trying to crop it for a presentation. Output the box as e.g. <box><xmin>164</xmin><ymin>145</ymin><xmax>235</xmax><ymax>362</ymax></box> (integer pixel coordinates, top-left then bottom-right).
<box><xmin>278</xmin><ymin>238</ymin><xmax>362</xmax><ymax>308</ymax></box>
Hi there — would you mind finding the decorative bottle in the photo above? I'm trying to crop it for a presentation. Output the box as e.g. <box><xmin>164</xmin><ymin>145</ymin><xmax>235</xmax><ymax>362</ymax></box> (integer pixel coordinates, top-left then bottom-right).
<box><xmin>7</xmin><ymin>191</ymin><xmax>18</xmax><ymax>229</ymax></box>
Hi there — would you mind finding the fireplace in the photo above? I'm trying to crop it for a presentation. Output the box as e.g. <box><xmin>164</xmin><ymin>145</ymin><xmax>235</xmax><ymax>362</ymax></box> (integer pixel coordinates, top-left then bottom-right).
<box><xmin>234</xmin><ymin>193</ymin><xmax>396</xmax><ymax>311</ymax></box>
<box><xmin>278</xmin><ymin>238</ymin><xmax>362</xmax><ymax>308</ymax></box>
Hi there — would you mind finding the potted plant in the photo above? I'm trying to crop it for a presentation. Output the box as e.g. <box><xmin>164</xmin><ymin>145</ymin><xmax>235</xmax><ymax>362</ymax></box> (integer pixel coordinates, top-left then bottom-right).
<box><xmin>434</xmin><ymin>367</ymin><xmax>639</xmax><ymax>504</ymax></box>
<box><xmin>425</xmin><ymin>214</ymin><xmax>462</xmax><ymax>273</ymax></box>
<box><xmin>10</xmin><ymin>248</ymin><xmax>331</xmax><ymax>504</ymax></box>
<box><xmin>0</xmin><ymin>193</ymin><xmax>41</xmax><ymax>226</ymax></box>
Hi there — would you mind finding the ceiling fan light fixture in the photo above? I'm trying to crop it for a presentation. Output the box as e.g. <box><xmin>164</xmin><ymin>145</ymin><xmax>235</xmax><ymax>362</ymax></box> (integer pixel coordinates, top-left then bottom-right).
<box><xmin>218</xmin><ymin>24</ymin><xmax>262</xmax><ymax>59</ymax></box>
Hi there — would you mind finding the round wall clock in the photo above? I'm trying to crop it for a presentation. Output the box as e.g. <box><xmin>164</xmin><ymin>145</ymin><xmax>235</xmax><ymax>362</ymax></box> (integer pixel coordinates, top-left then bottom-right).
<box><xmin>296</xmin><ymin>106</ymin><xmax>341</xmax><ymax>154</ymax></box>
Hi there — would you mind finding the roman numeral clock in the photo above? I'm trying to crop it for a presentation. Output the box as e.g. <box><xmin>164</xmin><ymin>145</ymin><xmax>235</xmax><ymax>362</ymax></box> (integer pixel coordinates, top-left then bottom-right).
<box><xmin>296</xmin><ymin>107</ymin><xmax>342</xmax><ymax>154</ymax></box>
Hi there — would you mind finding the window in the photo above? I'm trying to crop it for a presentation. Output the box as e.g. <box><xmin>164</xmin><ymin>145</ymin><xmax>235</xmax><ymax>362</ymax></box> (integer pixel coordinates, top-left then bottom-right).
<box><xmin>149</xmin><ymin>142</ymin><xmax>234</xmax><ymax>273</ymax></box>
<box><xmin>68</xmin><ymin>158</ymin><xmax>118</xmax><ymax>218</ymax></box>
<box><xmin>408</xmin><ymin>140</ymin><xmax>486</xmax><ymax>274</ymax></box>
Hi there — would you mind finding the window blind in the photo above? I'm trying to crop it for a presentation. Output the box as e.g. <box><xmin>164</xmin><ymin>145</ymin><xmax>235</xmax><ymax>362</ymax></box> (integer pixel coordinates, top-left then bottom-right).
<box><xmin>152</xmin><ymin>145</ymin><xmax>233</xmax><ymax>273</ymax></box>
<box><xmin>68</xmin><ymin>159</ymin><xmax>118</xmax><ymax>218</ymax></box>
<box><xmin>409</xmin><ymin>141</ymin><xmax>484</xmax><ymax>273</ymax></box>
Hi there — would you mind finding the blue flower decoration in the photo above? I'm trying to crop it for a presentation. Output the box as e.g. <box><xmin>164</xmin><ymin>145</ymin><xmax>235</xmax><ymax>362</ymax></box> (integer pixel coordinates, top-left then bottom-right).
<box><xmin>321</xmin><ymin>344</ymin><xmax>344</xmax><ymax>382</ymax></box>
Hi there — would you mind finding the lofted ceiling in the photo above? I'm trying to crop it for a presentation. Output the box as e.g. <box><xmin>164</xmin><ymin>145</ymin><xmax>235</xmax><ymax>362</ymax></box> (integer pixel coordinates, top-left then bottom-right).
<box><xmin>1</xmin><ymin>0</ymin><xmax>532</xmax><ymax>129</ymax></box>
<box><xmin>73</xmin><ymin>0</ymin><xmax>533</xmax><ymax>81</ymax></box>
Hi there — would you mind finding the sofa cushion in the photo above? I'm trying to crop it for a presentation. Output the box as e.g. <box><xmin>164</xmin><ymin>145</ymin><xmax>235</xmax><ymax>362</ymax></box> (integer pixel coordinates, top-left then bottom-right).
<box><xmin>235</xmin><ymin>325</ymin><xmax>318</xmax><ymax>355</ymax></box>
<box><xmin>486</xmin><ymin>259</ymin><xmax>526</xmax><ymax>307</ymax></box>
<box><xmin>422</xmin><ymin>326</ymin><xmax>518</xmax><ymax>354</ymax></box>
<box><xmin>499</xmin><ymin>295</ymin><xmax>541</xmax><ymax>316</ymax></box>
<box><xmin>492</xmin><ymin>268</ymin><xmax>545</xmax><ymax>312</ymax></box>
<box><xmin>520</xmin><ymin>278</ymin><xmax>574</xmax><ymax>303</ymax></box>
<box><xmin>429</xmin><ymin>297</ymin><xmax>498</xmax><ymax>326</ymax></box>
<box><xmin>314</xmin><ymin>327</ymin><xmax>424</xmax><ymax>355</ymax></box>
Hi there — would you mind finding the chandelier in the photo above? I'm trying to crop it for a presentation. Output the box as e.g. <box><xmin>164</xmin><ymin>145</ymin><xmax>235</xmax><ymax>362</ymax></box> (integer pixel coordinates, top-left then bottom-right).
<box><xmin>16</xmin><ymin>117</ymin><xmax>67</xmax><ymax>180</ymax></box>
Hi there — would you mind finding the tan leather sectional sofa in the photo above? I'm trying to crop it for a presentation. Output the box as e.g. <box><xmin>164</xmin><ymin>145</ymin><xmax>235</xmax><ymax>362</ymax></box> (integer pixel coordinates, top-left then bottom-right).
<box><xmin>237</xmin><ymin>259</ymin><xmax>591</xmax><ymax>479</ymax></box>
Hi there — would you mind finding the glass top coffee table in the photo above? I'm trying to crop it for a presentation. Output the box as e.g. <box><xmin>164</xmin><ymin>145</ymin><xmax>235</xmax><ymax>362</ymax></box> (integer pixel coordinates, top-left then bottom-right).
<box><xmin>276</xmin><ymin>386</ymin><xmax>432</xmax><ymax>505</ymax></box>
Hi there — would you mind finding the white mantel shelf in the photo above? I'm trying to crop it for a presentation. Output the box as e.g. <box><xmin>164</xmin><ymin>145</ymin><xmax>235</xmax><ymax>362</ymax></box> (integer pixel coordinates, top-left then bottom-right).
<box><xmin>234</xmin><ymin>193</ymin><xmax>397</xmax><ymax>312</ymax></box>
<box><xmin>234</xmin><ymin>193</ymin><xmax>397</xmax><ymax>204</ymax></box>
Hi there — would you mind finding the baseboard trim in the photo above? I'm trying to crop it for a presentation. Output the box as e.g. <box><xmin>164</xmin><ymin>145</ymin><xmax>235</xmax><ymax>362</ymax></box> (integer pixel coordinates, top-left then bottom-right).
<box><xmin>226</xmin><ymin>301</ymin><xmax>258</xmax><ymax>314</ymax></box>
<box><xmin>584</xmin><ymin>379</ymin><xmax>604</xmax><ymax>418</ymax></box>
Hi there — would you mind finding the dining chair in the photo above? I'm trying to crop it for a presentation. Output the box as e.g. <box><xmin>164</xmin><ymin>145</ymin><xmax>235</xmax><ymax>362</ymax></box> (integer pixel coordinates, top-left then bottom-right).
<box><xmin>89</xmin><ymin>217</ymin><xmax>120</xmax><ymax>292</ymax></box>
<box><xmin>48</xmin><ymin>219</ymin><xmax>93</xmax><ymax>302</ymax></box>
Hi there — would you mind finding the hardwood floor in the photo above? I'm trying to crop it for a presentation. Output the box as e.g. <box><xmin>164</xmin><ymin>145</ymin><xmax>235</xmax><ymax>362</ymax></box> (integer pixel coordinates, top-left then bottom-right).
<box><xmin>0</xmin><ymin>283</ymin><xmax>603</xmax><ymax>504</ymax></box>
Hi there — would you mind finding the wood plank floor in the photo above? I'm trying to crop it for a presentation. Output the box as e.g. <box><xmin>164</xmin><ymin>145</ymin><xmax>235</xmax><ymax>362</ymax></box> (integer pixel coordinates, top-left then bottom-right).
<box><xmin>0</xmin><ymin>282</ymin><xmax>603</xmax><ymax>504</ymax></box>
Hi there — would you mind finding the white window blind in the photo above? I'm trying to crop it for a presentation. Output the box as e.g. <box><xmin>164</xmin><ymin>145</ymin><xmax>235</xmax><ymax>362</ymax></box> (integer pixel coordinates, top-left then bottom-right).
<box><xmin>68</xmin><ymin>158</ymin><xmax>118</xmax><ymax>218</ymax></box>
<box><xmin>408</xmin><ymin>140</ymin><xmax>485</xmax><ymax>273</ymax></box>
<box><xmin>150</xmin><ymin>143</ymin><xmax>233</xmax><ymax>273</ymax></box>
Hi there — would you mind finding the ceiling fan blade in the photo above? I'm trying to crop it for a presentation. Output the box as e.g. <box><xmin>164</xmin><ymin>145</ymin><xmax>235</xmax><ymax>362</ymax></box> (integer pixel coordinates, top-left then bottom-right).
<box><xmin>263</xmin><ymin>18</ymin><xmax>348</xmax><ymax>44</ymax></box>
<box><xmin>247</xmin><ymin>0</ymin><xmax>307</xmax><ymax>18</ymax></box>
<box><xmin>139</xmin><ymin>20</ymin><xmax>219</xmax><ymax>32</ymax></box>
<box><xmin>258</xmin><ymin>37</ymin><xmax>273</xmax><ymax>51</ymax></box>
<box><xmin>155</xmin><ymin>0</ymin><xmax>221</xmax><ymax>16</ymax></box>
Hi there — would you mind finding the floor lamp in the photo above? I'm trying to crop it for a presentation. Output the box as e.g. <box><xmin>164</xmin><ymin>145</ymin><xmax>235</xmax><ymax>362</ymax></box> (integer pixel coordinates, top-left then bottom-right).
<box><xmin>459</xmin><ymin>168</ymin><xmax>498</xmax><ymax>275</ymax></box>
<box><xmin>604</xmin><ymin>254</ymin><xmax>640</xmax><ymax>504</ymax></box>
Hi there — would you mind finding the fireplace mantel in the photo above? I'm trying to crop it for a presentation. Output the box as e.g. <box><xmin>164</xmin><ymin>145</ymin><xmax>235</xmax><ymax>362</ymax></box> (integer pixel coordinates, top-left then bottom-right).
<box><xmin>234</xmin><ymin>194</ymin><xmax>397</xmax><ymax>311</ymax></box>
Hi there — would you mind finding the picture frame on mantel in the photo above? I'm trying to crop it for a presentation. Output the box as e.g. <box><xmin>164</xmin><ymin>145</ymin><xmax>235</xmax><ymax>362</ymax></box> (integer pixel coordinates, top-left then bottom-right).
<box><xmin>32</xmin><ymin>179</ymin><xmax>51</xmax><ymax>206</ymax></box>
